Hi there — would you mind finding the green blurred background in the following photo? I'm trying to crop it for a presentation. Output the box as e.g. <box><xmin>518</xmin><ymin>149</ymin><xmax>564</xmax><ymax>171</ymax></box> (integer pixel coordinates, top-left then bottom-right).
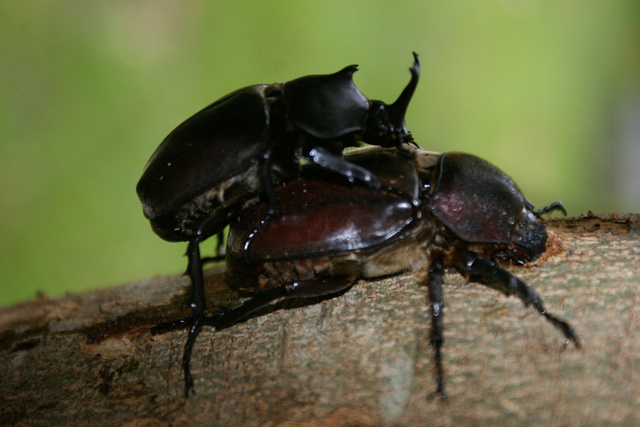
<box><xmin>1</xmin><ymin>1</ymin><xmax>638</xmax><ymax>307</ymax></box>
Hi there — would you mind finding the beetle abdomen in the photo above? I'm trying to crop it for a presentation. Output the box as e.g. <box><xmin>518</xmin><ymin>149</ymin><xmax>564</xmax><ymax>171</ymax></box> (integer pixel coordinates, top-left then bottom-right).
<box><xmin>137</xmin><ymin>85</ymin><xmax>270</xmax><ymax>220</ymax></box>
<box><xmin>227</xmin><ymin>178</ymin><xmax>416</xmax><ymax>261</ymax></box>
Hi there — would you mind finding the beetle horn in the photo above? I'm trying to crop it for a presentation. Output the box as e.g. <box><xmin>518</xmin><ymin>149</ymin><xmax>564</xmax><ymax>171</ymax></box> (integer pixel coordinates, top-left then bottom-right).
<box><xmin>389</xmin><ymin>52</ymin><xmax>420</xmax><ymax>129</ymax></box>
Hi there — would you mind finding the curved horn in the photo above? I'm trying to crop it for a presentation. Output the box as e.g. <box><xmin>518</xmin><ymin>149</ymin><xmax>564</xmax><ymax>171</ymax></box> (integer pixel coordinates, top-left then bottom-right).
<box><xmin>389</xmin><ymin>52</ymin><xmax>420</xmax><ymax>127</ymax></box>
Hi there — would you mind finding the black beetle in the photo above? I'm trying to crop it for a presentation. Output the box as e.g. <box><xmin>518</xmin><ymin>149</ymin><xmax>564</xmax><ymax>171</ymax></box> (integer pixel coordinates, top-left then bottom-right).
<box><xmin>161</xmin><ymin>146</ymin><xmax>578</xmax><ymax>398</ymax></box>
<box><xmin>137</xmin><ymin>54</ymin><xmax>420</xmax><ymax>242</ymax></box>
<box><xmin>140</xmin><ymin>56</ymin><xmax>421</xmax><ymax>374</ymax></box>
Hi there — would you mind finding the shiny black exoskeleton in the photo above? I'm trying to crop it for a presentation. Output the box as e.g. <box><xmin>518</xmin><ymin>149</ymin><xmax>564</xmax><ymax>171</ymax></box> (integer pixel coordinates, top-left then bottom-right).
<box><xmin>166</xmin><ymin>146</ymin><xmax>577</xmax><ymax>399</ymax></box>
<box><xmin>137</xmin><ymin>54</ymin><xmax>420</xmax><ymax>243</ymax></box>
<box><xmin>140</xmin><ymin>58</ymin><xmax>421</xmax><ymax>383</ymax></box>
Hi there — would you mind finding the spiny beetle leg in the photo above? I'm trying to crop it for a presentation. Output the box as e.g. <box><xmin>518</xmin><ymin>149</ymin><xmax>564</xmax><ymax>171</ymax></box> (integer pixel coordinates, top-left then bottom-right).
<box><xmin>156</xmin><ymin>276</ymin><xmax>357</xmax><ymax>396</ymax></box>
<box><xmin>151</xmin><ymin>206</ymin><xmax>239</xmax><ymax>397</ymax></box>
<box><xmin>307</xmin><ymin>147</ymin><xmax>381</xmax><ymax>189</ymax></box>
<box><xmin>181</xmin><ymin>317</ymin><xmax>203</xmax><ymax>396</ymax></box>
<box><xmin>426</xmin><ymin>253</ymin><xmax>447</xmax><ymax>401</ymax></box>
<box><xmin>212</xmin><ymin>276</ymin><xmax>357</xmax><ymax>331</ymax></box>
<box><xmin>457</xmin><ymin>251</ymin><xmax>580</xmax><ymax>348</ymax></box>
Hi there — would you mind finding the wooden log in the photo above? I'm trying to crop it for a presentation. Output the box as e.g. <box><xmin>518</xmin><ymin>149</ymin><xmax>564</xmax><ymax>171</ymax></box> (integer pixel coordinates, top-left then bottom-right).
<box><xmin>1</xmin><ymin>214</ymin><xmax>638</xmax><ymax>425</ymax></box>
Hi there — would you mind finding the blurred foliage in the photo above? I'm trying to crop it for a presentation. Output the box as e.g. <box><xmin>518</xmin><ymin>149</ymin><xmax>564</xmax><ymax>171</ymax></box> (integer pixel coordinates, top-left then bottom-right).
<box><xmin>1</xmin><ymin>1</ymin><xmax>638</xmax><ymax>306</ymax></box>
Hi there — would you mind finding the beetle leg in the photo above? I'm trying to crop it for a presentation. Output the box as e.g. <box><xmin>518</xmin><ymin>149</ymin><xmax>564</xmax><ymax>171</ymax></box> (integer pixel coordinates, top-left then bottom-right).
<box><xmin>426</xmin><ymin>253</ymin><xmax>447</xmax><ymax>400</ymax></box>
<box><xmin>200</xmin><ymin>232</ymin><xmax>226</xmax><ymax>265</ymax></box>
<box><xmin>307</xmin><ymin>147</ymin><xmax>381</xmax><ymax>189</ymax></box>
<box><xmin>215</xmin><ymin>231</ymin><xmax>226</xmax><ymax>257</ymax></box>
<box><xmin>151</xmin><ymin>312</ymin><xmax>204</xmax><ymax>397</ymax></box>
<box><xmin>185</xmin><ymin>240</ymin><xmax>206</xmax><ymax>313</ymax></box>
<box><xmin>259</xmin><ymin>151</ymin><xmax>280</xmax><ymax>217</ymax></box>
<box><xmin>151</xmin><ymin>204</ymin><xmax>241</xmax><ymax>397</ymax></box>
<box><xmin>207</xmin><ymin>276</ymin><xmax>357</xmax><ymax>331</ymax></box>
<box><xmin>456</xmin><ymin>251</ymin><xmax>580</xmax><ymax>348</ymax></box>
<box><xmin>180</xmin><ymin>316</ymin><xmax>203</xmax><ymax>396</ymax></box>
<box><xmin>239</xmin><ymin>151</ymin><xmax>283</xmax><ymax>256</ymax></box>
<box><xmin>149</xmin><ymin>240</ymin><xmax>206</xmax><ymax>397</ymax></box>
<box><xmin>152</xmin><ymin>275</ymin><xmax>355</xmax><ymax>396</ymax></box>
<box><xmin>185</xmin><ymin>203</ymin><xmax>241</xmax><ymax>311</ymax></box>
<box><xmin>535</xmin><ymin>201</ymin><xmax>567</xmax><ymax>217</ymax></box>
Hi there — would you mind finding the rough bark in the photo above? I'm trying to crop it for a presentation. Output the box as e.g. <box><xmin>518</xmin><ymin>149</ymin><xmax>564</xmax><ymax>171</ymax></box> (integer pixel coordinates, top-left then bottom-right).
<box><xmin>1</xmin><ymin>214</ymin><xmax>638</xmax><ymax>426</ymax></box>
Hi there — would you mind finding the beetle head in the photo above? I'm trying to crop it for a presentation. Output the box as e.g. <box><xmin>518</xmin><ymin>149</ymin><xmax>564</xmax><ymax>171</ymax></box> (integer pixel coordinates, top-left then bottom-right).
<box><xmin>511</xmin><ymin>209</ymin><xmax>549</xmax><ymax>259</ymax></box>
<box><xmin>363</xmin><ymin>53</ymin><xmax>420</xmax><ymax>148</ymax></box>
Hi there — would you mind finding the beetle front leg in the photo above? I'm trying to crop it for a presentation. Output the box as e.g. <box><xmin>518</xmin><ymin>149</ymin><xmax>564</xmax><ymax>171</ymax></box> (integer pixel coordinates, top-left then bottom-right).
<box><xmin>307</xmin><ymin>147</ymin><xmax>381</xmax><ymax>188</ymax></box>
<box><xmin>456</xmin><ymin>251</ymin><xmax>580</xmax><ymax>348</ymax></box>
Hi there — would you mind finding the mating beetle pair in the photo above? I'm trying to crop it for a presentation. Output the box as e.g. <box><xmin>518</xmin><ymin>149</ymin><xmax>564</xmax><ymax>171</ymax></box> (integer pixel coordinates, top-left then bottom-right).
<box><xmin>137</xmin><ymin>56</ymin><xmax>579</xmax><ymax>398</ymax></box>
<box><xmin>138</xmin><ymin>55</ymin><xmax>421</xmax><ymax>395</ymax></box>
<box><xmin>148</xmin><ymin>146</ymin><xmax>580</xmax><ymax>398</ymax></box>
<box><xmin>137</xmin><ymin>53</ymin><xmax>420</xmax><ymax>242</ymax></box>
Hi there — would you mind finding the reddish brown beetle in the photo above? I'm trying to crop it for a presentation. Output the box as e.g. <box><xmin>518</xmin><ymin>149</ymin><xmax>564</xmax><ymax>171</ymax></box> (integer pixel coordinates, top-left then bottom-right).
<box><xmin>156</xmin><ymin>146</ymin><xmax>579</xmax><ymax>398</ymax></box>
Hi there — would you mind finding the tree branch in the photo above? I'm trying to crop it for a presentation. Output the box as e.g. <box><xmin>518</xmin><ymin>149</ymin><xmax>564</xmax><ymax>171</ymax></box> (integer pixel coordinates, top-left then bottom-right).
<box><xmin>1</xmin><ymin>214</ymin><xmax>638</xmax><ymax>425</ymax></box>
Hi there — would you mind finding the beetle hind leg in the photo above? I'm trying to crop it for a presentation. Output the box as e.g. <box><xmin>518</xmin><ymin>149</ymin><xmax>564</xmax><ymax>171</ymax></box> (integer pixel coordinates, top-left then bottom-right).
<box><xmin>456</xmin><ymin>251</ymin><xmax>580</xmax><ymax>348</ymax></box>
<box><xmin>208</xmin><ymin>276</ymin><xmax>358</xmax><ymax>332</ymax></box>
<box><xmin>425</xmin><ymin>254</ymin><xmax>448</xmax><ymax>400</ymax></box>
